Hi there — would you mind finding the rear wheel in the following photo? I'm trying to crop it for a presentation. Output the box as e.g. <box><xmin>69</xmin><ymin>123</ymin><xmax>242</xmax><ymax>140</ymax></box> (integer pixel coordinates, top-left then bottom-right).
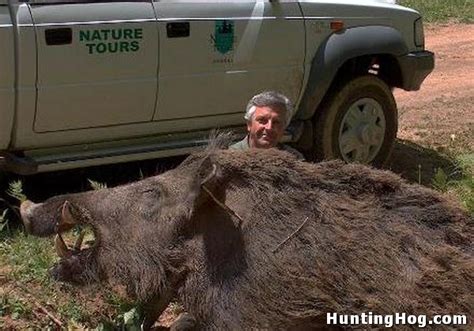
<box><xmin>312</xmin><ymin>75</ymin><xmax>397</xmax><ymax>167</ymax></box>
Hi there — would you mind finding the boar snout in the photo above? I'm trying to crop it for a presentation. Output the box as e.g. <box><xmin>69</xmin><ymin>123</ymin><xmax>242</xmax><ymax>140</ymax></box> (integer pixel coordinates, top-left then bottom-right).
<box><xmin>20</xmin><ymin>200</ymin><xmax>37</xmax><ymax>233</ymax></box>
<box><xmin>20</xmin><ymin>199</ymin><xmax>78</xmax><ymax>237</ymax></box>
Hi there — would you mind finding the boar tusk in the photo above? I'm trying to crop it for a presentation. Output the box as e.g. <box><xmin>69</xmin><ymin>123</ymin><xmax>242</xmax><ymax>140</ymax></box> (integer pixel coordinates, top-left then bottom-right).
<box><xmin>73</xmin><ymin>231</ymin><xmax>85</xmax><ymax>251</ymax></box>
<box><xmin>58</xmin><ymin>201</ymin><xmax>77</xmax><ymax>232</ymax></box>
<box><xmin>54</xmin><ymin>234</ymin><xmax>71</xmax><ymax>258</ymax></box>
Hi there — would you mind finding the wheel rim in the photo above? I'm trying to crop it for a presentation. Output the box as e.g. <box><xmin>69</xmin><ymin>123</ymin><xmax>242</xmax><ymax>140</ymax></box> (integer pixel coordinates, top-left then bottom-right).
<box><xmin>338</xmin><ymin>98</ymin><xmax>386</xmax><ymax>163</ymax></box>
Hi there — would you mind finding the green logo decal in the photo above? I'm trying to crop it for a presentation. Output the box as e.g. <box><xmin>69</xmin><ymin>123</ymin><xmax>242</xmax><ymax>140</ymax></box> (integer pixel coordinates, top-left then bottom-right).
<box><xmin>213</xmin><ymin>20</ymin><xmax>234</xmax><ymax>55</ymax></box>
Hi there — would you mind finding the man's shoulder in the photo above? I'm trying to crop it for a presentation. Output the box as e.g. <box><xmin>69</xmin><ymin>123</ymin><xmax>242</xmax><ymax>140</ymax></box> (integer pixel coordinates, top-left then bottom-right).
<box><xmin>229</xmin><ymin>137</ymin><xmax>250</xmax><ymax>151</ymax></box>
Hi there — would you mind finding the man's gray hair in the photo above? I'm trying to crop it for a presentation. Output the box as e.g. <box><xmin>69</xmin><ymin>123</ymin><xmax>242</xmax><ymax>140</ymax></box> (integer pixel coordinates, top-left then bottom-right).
<box><xmin>244</xmin><ymin>91</ymin><xmax>294</xmax><ymax>127</ymax></box>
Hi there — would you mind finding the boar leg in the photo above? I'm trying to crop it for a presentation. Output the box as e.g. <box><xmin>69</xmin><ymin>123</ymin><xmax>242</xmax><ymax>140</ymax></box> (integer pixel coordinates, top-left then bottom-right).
<box><xmin>141</xmin><ymin>289</ymin><xmax>176</xmax><ymax>331</ymax></box>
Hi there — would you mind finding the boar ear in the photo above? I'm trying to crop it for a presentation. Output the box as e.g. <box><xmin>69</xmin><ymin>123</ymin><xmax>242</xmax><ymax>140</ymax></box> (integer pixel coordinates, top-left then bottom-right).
<box><xmin>160</xmin><ymin>157</ymin><xmax>220</xmax><ymax>224</ymax></box>
<box><xmin>184</xmin><ymin>156</ymin><xmax>222</xmax><ymax>208</ymax></box>
<box><xmin>186</xmin><ymin>156</ymin><xmax>243</xmax><ymax>225</ymax></box>
<box><xmin>200</xmin><ymin>162</ymin><xmax>218</xmax><ymax>187</ymax></box>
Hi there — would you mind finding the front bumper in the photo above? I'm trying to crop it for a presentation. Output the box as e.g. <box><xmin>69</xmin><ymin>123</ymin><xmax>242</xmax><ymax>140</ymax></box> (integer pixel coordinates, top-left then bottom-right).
<box><xmin>397</xmin><ymin>50</ymin><xmax>435</xmax><ymax>91</ymax></box>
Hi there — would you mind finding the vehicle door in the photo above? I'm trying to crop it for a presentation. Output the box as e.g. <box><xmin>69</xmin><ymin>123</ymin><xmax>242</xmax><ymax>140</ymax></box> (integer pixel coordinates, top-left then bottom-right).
<box><xmin>0</xmin><ymin>2</ymin><xmax>15</xmax><ymax>149</ymax></box>
<box><xmin>30</xmin><ymin>0</ymin><xmax>159</xmax><ymax>132</ymax></box>
<box><xmin>152</xmin><ymin>0</ymin><xmax>305</xmax><ymax>125</ymax></box>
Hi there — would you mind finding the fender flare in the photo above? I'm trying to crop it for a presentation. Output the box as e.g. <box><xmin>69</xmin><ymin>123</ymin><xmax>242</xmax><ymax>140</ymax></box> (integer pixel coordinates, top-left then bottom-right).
<box><xmin>296</xmin><ymin>25</ymin><xmax>408</xmax><ymax>120</ymax></box>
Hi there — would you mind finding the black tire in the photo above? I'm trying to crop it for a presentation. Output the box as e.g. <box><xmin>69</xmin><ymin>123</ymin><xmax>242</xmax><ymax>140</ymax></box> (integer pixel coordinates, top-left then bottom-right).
<box><xmin>312</xmin><ymin>75</ymin><xmax>398</xmax><ymax>167</ymax></box>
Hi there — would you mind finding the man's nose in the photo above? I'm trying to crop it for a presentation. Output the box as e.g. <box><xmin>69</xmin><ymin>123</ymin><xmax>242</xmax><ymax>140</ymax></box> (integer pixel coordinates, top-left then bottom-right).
<box><xmin>264</xmin><ymin>121</ymin><xmax>274</xmax><ymax>130</ymax></box>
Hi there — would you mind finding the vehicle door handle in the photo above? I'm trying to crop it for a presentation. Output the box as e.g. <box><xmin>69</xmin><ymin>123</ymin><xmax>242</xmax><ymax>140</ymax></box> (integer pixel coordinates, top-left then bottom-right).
<box><xmin>166</xmin><ymin>22</ymin><xmax>190</xmax><ymax>38</ymax></box>
<box><xmin>45</xmin><ymin>28</ymin><xmax>72</xmax><ymax>45</ymax></box>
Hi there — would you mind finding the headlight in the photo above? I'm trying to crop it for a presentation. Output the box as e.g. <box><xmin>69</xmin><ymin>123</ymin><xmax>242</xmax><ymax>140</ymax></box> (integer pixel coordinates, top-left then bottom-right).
<box><xmin>414</xmin><ymin>17</ymin><xmax>425</xmax><ymax>47</ymax></box>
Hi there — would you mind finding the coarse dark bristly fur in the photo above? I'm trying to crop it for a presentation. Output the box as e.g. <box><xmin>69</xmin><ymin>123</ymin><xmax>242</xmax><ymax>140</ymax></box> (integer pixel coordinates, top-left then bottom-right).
<box><xmin>21</xmin><ymin>136</ymin><xmax>473</xmax><ymax>330</ymax></box>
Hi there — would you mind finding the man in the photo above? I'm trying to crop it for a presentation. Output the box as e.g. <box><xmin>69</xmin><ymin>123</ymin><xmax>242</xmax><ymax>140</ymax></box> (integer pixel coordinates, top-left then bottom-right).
<box><xmin>230</xmin><ymin>91</ymin><xmax>304</xmax><ymax>159</ymax></box>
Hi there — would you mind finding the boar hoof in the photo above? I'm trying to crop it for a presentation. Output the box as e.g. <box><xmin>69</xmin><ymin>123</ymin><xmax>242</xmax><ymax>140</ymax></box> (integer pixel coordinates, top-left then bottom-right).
<box><xmin>170</xmin><ymin>313</ymin><xmax>196</xmax><ymax>331</ymax></box>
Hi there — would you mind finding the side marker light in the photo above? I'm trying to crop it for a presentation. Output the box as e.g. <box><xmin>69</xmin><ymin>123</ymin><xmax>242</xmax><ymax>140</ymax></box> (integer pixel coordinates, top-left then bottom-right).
<box><xmin>330</xmin><ymin>21</ymin><xmax>345</xmax><ymax>32</ymax></box>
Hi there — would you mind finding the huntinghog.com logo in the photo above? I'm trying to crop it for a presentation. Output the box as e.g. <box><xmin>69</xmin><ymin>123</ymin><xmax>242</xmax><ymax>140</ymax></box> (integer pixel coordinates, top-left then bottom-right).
<box><xmin>327</xmin><ymin>312</ymin><xmax>468</xmax><ymax>328</ymax></box>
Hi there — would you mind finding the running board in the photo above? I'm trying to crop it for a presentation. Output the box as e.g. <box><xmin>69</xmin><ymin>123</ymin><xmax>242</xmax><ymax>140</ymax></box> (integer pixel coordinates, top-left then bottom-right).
<box><xmin>1</xmin><ymin>122</ymin><xmax>304</xmax><ymax>175</ymax></box>
<box><xmin>26</xmin><ymin>136</ymin><xmax>221</xmax><ymax>173</ymax></box>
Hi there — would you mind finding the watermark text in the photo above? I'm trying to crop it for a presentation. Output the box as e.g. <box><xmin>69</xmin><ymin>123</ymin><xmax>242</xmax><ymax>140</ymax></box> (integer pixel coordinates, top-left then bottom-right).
<box><xmin>327</xmin><ymin>312</ymin><xmax>468</xmax><ymax>328</ymax></box>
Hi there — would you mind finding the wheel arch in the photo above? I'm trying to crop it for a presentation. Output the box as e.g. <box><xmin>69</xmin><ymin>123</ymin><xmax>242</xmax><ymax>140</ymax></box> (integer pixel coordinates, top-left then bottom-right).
<box><xmin>296</xmin><ymin>25</ymin><xmax>408</xmax><ymax>121</ymax></box>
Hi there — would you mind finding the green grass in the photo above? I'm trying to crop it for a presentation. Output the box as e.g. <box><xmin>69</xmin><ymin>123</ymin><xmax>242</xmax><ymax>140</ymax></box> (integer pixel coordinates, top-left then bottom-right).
<box><xmin>431</xmin><ymin>152</ymin><xmax>473</xmax><ymax>216</ymax></box>
<box><xmin>447</xmin><ymin>154</ymin><xmax>474</xmax><ymax>215</ymax></box>
<box><xmin>0</xmin><ymin>296</ymin><xmax>32</xmax><ymax>322</ymax></box>
<box><xmin>0</xmin><ymin>230</ymin><xmax>141</xmax><ymax>329</ymax></box>
<box><xmin>1</xmin><ymin>232</ymin><xmax>57</xmax><ymax>282</ymax></box>
<box><xmin>399</xmin><ymin>0</ymin><xmax>474</xmax><ymax>23</ymax></box>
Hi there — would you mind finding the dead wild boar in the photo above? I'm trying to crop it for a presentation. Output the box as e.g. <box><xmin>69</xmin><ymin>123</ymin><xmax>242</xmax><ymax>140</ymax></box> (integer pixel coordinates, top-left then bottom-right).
<box><xmin>20</xmin><ymin>145</ymin><xmax>473</xmax><ymax>330</ymax></box>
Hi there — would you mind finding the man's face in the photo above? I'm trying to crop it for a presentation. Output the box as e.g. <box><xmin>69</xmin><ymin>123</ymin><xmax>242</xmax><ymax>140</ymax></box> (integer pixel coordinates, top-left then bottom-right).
<box><xmin>247</xmin><ymin>106</ymin><xmax>285</xmax><ymax>149</ymax></box>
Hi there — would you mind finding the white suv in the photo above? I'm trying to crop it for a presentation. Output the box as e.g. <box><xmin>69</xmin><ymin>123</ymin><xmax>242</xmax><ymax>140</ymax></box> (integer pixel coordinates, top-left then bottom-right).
<box><xmin>0</xmin><ymin>0</ymin><xmax>434</xmax><ymax>174</ymax></box>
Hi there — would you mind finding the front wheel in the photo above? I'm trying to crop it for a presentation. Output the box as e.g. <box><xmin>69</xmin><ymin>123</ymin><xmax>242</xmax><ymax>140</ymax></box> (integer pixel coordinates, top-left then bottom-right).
<box><xmin>312</xmin><ymin>75</ymin><xmax>398</xmax><ymax>167</ymax></box>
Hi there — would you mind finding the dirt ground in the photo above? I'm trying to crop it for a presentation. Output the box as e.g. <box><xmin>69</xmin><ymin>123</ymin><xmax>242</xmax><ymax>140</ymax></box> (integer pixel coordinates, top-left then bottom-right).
<box><xmin>389</xmin><ymin>23</ymin><xmax>473</xmax><ymax>183</ymax></box>
<box><xmin>396</xmin><ymin>23</ymin><xmax>473</xmax><ymax>149</ymax></box>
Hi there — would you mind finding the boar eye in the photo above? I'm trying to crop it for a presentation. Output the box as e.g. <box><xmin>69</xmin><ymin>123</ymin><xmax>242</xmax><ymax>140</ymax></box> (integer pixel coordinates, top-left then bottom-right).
<box><xmin>138</xmin><ymin>181</ymin><xmax>164</xmax><ymax>200</ymax></box>
<box><xmin>140</xmin><ymin>187</ymin><xmax>161</xmax><ymax>197</ymax></box>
